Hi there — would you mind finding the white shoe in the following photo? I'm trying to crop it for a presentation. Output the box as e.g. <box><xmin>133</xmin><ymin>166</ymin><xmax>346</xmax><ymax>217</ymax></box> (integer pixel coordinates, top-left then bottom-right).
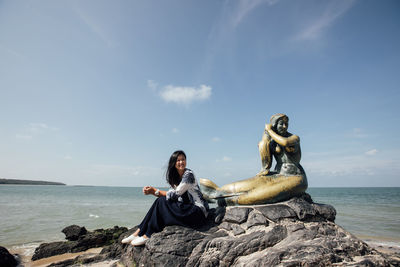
<box><xmin>130</xmin><ymin>236</ymin><xmax>148</xmax><ymax>246</ymax></box>
<box><xmin>121</xmin><ymin>234</ymin><xmax>138</xmax><ymax>244</ymax></box>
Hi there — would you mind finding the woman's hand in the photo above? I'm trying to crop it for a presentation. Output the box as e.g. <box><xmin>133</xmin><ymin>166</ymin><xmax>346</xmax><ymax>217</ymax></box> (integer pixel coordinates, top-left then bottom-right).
<box><xmin>142</xmin><ymin>186</ymin><xmax>156</xmax><ymax>195</ymax></box>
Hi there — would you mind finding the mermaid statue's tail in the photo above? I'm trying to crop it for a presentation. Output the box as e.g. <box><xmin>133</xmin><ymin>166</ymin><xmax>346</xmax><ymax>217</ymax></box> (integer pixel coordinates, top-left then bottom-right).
<box><xmin>200</xmin><ymin>178</ymin><xmax>240</xmax><ymax>205</ymax></box>
<box><xmin>199</xmin><ymin>178</ymin><xmax>220</xmax><ymax>203</ymax></box>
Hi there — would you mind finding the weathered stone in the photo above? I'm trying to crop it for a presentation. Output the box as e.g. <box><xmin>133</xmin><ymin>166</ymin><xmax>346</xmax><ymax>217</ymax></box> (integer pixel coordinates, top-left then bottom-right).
<box><xmin>219</xmin><ymin>222</ymin><xmax>232</xmax><ymax>231</ymax></box>
<box><xmin>214</xmin><ymin>207</ymin><xmax>226</xmax><ymax>224</ymax></box>
<box><xmin>114</xmin><ymin>195</ymin><xmax>398</xmax><ymax>267</ymax></box>
<box><xmin>246</xmin><ymin>210</ymin><xmax>268</xmax><ymax>228</ymax></box>
<box><xmin>30</xmin><ymin>195</ymin><xmax>399</xmax><ymax>267</ymax></box>
<box><xmin>255</xmin><ymin>204</ymin><xmax>297</xmax><ymax>221</ymax></box>
<box><xmin>0</xmin><ymin>246</ymin><xmax>18</xmax><ymax>267</ymax></box>
<box><xmin>193</xmin><ymin>225</ymin><xmax>288</xmax><ymax>267</ymax></box>
<box><xmin>223</xmin><ymin>207</ymin><xmax>250</xmax><ymax>224</ymax></box>
<box><xmin>32</xmin><ymin>241</ymin><xmax>77</xmax><ymax>261</ymax></box>
<box><xmin>127</xmin><ymin>226</ymin><xmax>215</xmax><ymax>267</ymax></box>
<box><xmin>284</xmin><ymin>195</ymin><xmax>316</xmax><ymax>220</ymax></box>
<box><xmin>231</xmin><ymin>224</ymin><xmax>245</xmax><ymax>236</ymax></box>
<box><xmin>62</xmin><ymin>225</ymin><xmax>87</xmax><ymax>241</ymax></box>
<box><xmin>312</xmin><ymin>203</ymin><xmax>337</xmax><ymax>221</ymax></box>
<box><xmin>32</xmin><ymin>225</ymin><xmax>128</xmax><ymax>261</ymax></box>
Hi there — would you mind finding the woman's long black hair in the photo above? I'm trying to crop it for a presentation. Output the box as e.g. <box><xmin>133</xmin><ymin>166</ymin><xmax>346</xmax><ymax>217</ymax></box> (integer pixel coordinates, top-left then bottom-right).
<box><xmin>166</xmin><ymin>150</ymin><xmax>186</xmax><ymax>187</ymax></box>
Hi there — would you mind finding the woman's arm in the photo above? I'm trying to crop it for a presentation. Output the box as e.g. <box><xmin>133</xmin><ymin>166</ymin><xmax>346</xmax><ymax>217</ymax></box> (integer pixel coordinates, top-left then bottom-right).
<box><xmin>166</xmin><ymin>170</ymin><xmax>195</xmax><ymax>200</ymax></box>
<box><xmin>143</xmin><ymin>186</ymin><xmax>166</xmax><ymax>197</ymax></box>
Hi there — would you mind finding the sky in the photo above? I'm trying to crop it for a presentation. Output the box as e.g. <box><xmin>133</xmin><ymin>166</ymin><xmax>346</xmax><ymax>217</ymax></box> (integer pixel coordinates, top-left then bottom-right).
<box><xmin>0</xmin><ymin>0</ymin><xmax>399</xmax><ymax>187</ymax></box>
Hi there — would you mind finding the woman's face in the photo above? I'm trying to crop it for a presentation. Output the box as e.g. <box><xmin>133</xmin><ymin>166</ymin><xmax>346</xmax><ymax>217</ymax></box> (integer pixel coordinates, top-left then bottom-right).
<box><xmin>175</xmin><ymin>154</ymin><xmax>187</xmax><ymax>173</ymax></box>
<box><xmin>276</xmin><ymin>119</ymin><xmax>288</xmax><ymax>135</ymax></box>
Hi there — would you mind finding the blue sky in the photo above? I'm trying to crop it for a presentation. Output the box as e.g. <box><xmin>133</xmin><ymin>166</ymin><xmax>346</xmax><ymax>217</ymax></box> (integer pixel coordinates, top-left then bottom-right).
<box><xmin>1</xmin><ymin>0</ymin><xmax>399</xmax><ymax>187</ymax></box>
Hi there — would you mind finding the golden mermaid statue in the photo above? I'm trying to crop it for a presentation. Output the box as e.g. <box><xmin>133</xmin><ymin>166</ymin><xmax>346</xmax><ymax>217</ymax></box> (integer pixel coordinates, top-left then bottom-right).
<box><xmin>200</xmin><ymin>113</ymin><xmax>308</xmax><ymax>206</ymax></box>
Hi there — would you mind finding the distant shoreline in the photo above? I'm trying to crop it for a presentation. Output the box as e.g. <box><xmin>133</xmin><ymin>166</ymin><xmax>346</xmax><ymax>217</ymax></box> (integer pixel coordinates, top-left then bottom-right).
<box><xmin>0</xmin><ymin>178</ymin><xmax>65</xmax><ymax>186</ymax></box>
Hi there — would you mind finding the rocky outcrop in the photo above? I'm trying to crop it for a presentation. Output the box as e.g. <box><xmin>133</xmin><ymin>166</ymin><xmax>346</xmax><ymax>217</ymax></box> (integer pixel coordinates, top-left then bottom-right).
<box><xmin>62</xmin><ymin>225</ymin><xmax>88</xmax><ymax>241</ymax></box>
<box><xmin>0</xmin><ymin>246</ymin><xmax>18</xmax><ymax>267</ymax></box>
<box><xmin>117</xmin><ymin>193</ymin><xmax>399</xmax><ymax>267</ymax></box>
<box><xmin>30</xmin><ymin>193</ymin><xmax>400</xmax><ymax>266</ymax></box>
<box><xmin>31</xmin><ymin>226</ymin><xmax>127</xmax><ymax>261</ymax></box>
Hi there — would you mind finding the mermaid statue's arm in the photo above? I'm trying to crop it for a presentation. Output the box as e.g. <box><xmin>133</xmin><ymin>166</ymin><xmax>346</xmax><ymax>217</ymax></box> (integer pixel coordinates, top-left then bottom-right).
<box><xmin>265</xmin><ymin>124</ymin><xmax>300</xmax><ymax>147</ymax></box>
<box><xmin>258</xmin><ymin>124</ymin><xmax>272</xmax><ymax>175</ymax></box>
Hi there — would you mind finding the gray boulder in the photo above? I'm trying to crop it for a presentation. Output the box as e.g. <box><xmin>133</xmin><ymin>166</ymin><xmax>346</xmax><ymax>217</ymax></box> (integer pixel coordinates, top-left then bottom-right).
<box><xmin>116</xmin><ymin>193</ymin><xmax>398</xmax><ymax>267</ymax></box>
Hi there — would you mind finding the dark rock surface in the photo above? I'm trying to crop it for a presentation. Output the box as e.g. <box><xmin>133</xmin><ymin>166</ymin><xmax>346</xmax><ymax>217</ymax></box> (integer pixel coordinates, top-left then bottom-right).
<box><xmin>62</xmin><ymin>225</ymin><xmax>87</xmax><ymax>241</ymax></box>
<box><xmin>115</xmin><ymin>193</ymin><xmax>399</xmax><ymax>267</ymax></box>
<box><xmin>31</xmin><ymin>226</ymin><xmax>127</xmax><ymax>261</ymax></box>
<box><xmin>0</xmin><ymin>246</ymin><xmax>18</xmax><ymax>267</ymax></box>
<box><xmin>30</xmin><ymin>193</ymin><xmax>400</xmax><ymax>266</ymax></box>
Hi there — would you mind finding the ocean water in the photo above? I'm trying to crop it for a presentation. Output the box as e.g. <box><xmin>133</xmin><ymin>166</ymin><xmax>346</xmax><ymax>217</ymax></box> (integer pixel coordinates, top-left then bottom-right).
<box><xmin>1</xmin><ymin>186</ymin><xmax>399</xmax><ymax>256</ymax></box>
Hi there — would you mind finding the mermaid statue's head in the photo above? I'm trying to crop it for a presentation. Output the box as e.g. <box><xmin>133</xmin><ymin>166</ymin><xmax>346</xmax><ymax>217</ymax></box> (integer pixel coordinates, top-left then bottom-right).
<box><xmin>270</xmin><ymin>113</ymin><xmax>288</xmax><ymax>128</ymax></box>
<box><xmin>270</xmin><ymin>113</ymin><xmax>289</xmax><ymax>136</ymax></box>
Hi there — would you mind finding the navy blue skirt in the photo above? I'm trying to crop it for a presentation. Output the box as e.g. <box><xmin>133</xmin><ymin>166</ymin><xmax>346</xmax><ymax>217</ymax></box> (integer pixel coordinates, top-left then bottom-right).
<box><xmin>138</xmin><ymin>196</ymin><xmax>206</xmax><ymax>237</ymax></box>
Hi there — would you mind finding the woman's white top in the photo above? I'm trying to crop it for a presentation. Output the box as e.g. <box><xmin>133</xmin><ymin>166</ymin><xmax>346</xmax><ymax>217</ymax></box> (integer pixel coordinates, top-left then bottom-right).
<box><xmin>166</xmin><ymin>168</ymin><xmax>209</xmax><ymax>217</ymax></box>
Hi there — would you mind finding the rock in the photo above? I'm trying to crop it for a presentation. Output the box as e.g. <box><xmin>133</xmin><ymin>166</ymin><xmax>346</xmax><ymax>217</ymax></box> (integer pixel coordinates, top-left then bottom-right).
<box><xmin>120</xmin><ymin>225</ymin><xmax>224</xmax><ymax>267</ymax></box>
<box><xmin>246</xmin><ymin>210</ymin><xmax>268</xmax><ymax>228</ymax></box>
<box><xmin>32</xmin><ymin>225</ymin><xmax>128</xmax><ymax>261</ymax></box>
<box><xmin>115</xmin><ymin>193</ymin><xmax>398</xmax><ymax>267</ymax></box>
<box><xmin>222</xmin><ymin>207</ymin><xmax>251</xmax><ymax>224</ymax></box>
<box><xmin>256</xmin><ymin>204</ymin><xmax>297</xmax><ymax>221</ymax></box>
<box><xmin>231</xmin><ymin>224</ymin><xmax>245</xmax><ymax>236</ymax></box>
<box><xmin>62</xmin><ymin>225</ymin><xmax>87</xmax><ymax>241</ymax></box>
<box><xmin>0</xmin><ymin>246</ymin><xmax>18</xmax><ymax>267</ymax></box>
<box><xmin>219</xmin><ymin>222</ymin><xmax>232</xmax><ymax>231</ymax></box>
<box><xmin>30</xmin><ymin>193</ymin><xmax>400</xmax><ymax>266</ymax></box>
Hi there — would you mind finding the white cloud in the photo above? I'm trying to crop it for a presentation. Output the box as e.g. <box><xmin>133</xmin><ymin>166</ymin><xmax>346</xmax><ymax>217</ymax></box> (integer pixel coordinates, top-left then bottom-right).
<box><xmin>86</xmin><ymin>164</ymin><xmax>147</xmax><ymax>177</ymax></box>
<box><xmin>303</xmin><ymin>149</ymin><xmax>400</xmax><ymax>178</ymax></box>
<box><xmin>16</xmin><ymin>123</ymin><xmax>58</xmax><ymax>140</ymax></box>
<box><xmin>172</xmin><ymin>128</ymin><xmax>180</xmax><ymax>134</ymax></box>
<box><xmin>28</xmin><ymin>123</ymin><xmax>58</xmax><ymax>134</ymax></box>
<box><xmin>74</xmin><ymin>5</ymin><xmax>116</xmax><ymax>47</ymax></box>
<box><xmin>232</xmin><ymin>0</ymin><xmax>279</xmax><ymax>28</ymax></box>
<box><xmin>16</xmin><ymin>134</ymin><xmax>33</xmax><ymax>140</ymax></box>
<box><xmin>294</xmin><ymin>0</ymin><xmax>356</xmax><ymax>41</ymax></box>
<box><xmin>365</xmin><ymin>149</ymin><xmax>378</xmax><ymax>156</ymax></box>
<box><xmin>147</xmin><ymin>80</ymin><xmax>158</xmax><ymax>91</ymax></box>
<box><xmin>212</xmin><ymin>137</ymin><xmax>221</xmax><ymax>142</ymax></box>
<box><xmin>64</xmin><ymin>155</ymin><xmax>72</xmax><ymax>160</ymax></box>
<box><xmin>217</xmin><ymin>156</ymin><xmax>232</xmax><ymax>162</ymax></box>
<box><xmin>350</xmin><ymin>128</ymin><xmax>369</xmax><ymax>139</ymax></box>
<box><xmin>160</xmin><ymin>84</ymin><xmax>212</xmax><ymax>105</ymax></box>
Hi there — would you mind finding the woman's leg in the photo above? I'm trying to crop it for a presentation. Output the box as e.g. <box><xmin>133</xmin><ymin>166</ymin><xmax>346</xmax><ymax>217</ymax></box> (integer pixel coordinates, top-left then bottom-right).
<box><xmin>137</xmin><ymin>197</ymin><xmax>165</xmax><ymax>237</ymax></box>
<box><xmin>138</xmin><ymin>196</ymin><xmax>206</xmax><ymax>237</ymax></box>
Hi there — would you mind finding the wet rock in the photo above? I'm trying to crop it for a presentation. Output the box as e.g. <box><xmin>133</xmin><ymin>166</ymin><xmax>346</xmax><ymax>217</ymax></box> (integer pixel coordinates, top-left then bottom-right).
<box><xmin>32</xmin><ymin>226</ymin><xmax>128</xmax><ymax>261</ymax></box>
<box><xmin>62</xmin><ymin>225</ymin><xmax>87</xmax><ymax>241</ymax></box>
<box><xmin>0</xmin><ymin>246</ymin><xmax>18</xmax><ymax>267</ymax></box>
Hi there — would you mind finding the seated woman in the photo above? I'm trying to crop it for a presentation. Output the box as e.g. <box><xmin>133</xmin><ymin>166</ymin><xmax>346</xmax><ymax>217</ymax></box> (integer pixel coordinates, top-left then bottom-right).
<box><xmin>122</xmin><ymin>150</ymin><xmax>209</xmax><ymax>246</ymax></box>
<box><xmin>200</xmin><ymin>113</ymin><xmax>308</xmax><ymax>206</ymax></box>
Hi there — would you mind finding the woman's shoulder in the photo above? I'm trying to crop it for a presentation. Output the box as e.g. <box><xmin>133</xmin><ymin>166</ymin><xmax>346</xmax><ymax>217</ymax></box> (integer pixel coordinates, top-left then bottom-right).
<box><xmin>182</xmin><ymin>168</ymin><xmax>196</xmax><ymax>183</ymax></box>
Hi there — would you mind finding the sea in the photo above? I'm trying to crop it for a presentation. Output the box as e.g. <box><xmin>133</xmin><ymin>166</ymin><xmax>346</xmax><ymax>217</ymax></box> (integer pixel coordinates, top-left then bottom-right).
<box><xmin>1</xmin><ymin>186</ymin><xmax>399</xmax><ymax>258</ymax></box>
